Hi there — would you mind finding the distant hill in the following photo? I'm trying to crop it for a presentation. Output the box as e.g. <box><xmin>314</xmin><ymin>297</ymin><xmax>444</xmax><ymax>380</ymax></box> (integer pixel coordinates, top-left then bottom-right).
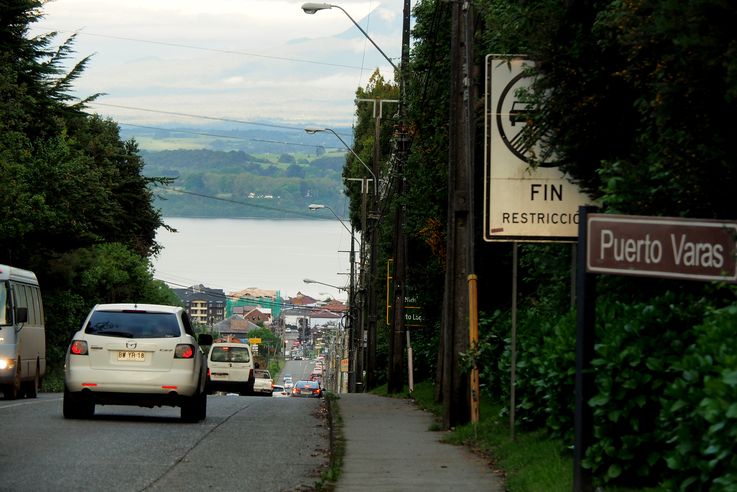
<box><xmin>142</xmin><ymin>148</ymin><xmax>347</xmax><ymax>219</ymax></box>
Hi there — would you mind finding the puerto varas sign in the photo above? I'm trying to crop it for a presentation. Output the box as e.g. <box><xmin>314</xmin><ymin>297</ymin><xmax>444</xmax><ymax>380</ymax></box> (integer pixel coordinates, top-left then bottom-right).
<box><xmin>484</xmin><ymin>56</ymin><xmax>595</xmax><ymax>242</ymax></box>
<box><xmin>587</xmin><ymin>214</ymin><xmax>737</xmax><ymax>282</ymax></box>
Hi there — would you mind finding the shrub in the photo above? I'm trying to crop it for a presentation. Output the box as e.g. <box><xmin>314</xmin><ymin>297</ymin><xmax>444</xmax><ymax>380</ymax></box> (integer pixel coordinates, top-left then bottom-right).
<box><xmin>660</xmin><ymin>304</ymin><xmax>737</xmax><ymax>490</ymax></box>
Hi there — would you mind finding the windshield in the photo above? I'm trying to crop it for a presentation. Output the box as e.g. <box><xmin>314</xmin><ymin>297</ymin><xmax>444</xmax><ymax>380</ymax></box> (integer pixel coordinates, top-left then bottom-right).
<box><xmin>0</xmin><ymin>282</ymin><xmax>7</xmax><ymax>326</ymax></box>
<box><xmin>85</xmin><ymin>310</ymin><xmax>181</xmax><ymax>338</ymax></box>
<box><xmin>210</xmin><ymin>346</ymin><xmax>251</xmax><ymax>363</ymax></box>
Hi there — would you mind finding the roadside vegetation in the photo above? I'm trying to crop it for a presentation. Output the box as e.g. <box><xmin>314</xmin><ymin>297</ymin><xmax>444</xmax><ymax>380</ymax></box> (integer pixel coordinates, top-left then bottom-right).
<box><xmin>346</xmin><ymin>0</ymin><xmax>737</xmax><ymax>489</ymax></box>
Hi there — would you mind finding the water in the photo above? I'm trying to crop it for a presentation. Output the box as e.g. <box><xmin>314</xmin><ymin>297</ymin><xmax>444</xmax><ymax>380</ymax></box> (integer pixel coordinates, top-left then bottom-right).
<box><xmin>151</xmin><ymin>218</ymin><xmax>355</xmax><ymax>301</ymax></box>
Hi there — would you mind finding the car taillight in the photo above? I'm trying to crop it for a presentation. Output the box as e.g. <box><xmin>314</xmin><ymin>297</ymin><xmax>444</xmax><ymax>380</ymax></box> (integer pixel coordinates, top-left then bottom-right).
<box><xmin>175</xmin><ymin>344</ymin><xmax>195</xmax><ymax>359</ymax></box>
<box><xmin>70</xmin><ymin>340</ymin><xmax>88</xmax><ymax>356</ymax></box>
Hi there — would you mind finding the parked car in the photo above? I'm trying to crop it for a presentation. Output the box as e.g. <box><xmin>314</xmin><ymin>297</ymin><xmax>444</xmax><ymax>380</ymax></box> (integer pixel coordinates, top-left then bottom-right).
<box><xmin>63</xmin><ymin>303</ymin><xmax>213</xmax><ymax>422</ymax></box>
<box><xmin>206</xmin><ymin>342</ymin><xmax>256</xmax><ymax>396</ymax></box>
<box><xmin>291</xmin><ymin>380</ymin><xmax>322</xmax><ymax>398</ymax></box>
<box><xmin>253</xmin><ymin>369</ymin><xmax>273</xmax><ymax>396</ymax></box>
<box><xmin>272</xmin><ymin>384</ymin><xmax>289</xmax><ymax>397</ymax></box>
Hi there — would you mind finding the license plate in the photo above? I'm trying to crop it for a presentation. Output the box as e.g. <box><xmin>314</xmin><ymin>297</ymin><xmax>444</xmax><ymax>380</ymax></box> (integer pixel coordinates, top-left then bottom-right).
<box><xmin>117</xmin><ymin>351</ymin><xmax>145</xmax><ymax>362</ymax></box>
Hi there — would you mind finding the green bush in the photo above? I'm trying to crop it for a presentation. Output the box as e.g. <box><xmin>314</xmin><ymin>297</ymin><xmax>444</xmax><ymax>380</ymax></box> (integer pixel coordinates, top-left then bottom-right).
<box><xmin>660</xmin><ymin>305</ymin><xmax>737</xmax><ymax>490</ymax></box>
<box><xmin>585</xmin><ymin>292</ymin><xmax>707</xmax><ymax>486</ymax></box>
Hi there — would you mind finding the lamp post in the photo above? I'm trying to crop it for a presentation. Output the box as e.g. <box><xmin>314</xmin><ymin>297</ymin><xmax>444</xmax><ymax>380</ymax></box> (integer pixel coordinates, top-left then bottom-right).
<box><xmin>305</xmin><ymin>128</ymin><xmax>377</xmax><ymax>196</ymax></box>
<box><xmin>305</xmin><ymin>202</ymin><xmax>365</xmax><ymax>392</ymax></box>
<box><xmin>303</xmin><ymin>278</ymin><xmax>347</xmax><ymax>291</ymax></box>
<box><xmin>301</xmin><ymin>3</ymin><xmax>398</xmax><ymax>73</ymax></box>
<box><xmin>302</xmin><ymin>0</ymin><xmax>411</xmax><ymax>392</ymax></box>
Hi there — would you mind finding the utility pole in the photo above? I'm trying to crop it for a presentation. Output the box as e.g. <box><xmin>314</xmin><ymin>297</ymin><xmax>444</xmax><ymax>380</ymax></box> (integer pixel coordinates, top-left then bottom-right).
<box><xmin>356</xmin><ymin>97</ymin><xmax>398</xmax><ymax>391</ymax></box>
<box><xmin>387</xmin><ymin>0</ymin><xmax>412</xmax><ymax>394</ymax></box>
<box><xmin>441</xmin><ymin>0</ymin><xmax>475</xmax><ymax>427</ymax></box>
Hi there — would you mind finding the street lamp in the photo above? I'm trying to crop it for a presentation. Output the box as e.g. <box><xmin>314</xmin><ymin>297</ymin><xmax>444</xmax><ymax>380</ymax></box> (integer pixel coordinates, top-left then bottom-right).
<box><xmin>307</xmin><ymin>203</ymin><xmax>352</xmax><ymax>233</ymax></box>
<box><xmin>305</xmin><ymin>127</ymin><xmax>377</xmax><ymax>195</ymax></box>
<box><xmin>301</xmin><ymin>3</ymin><xmax>399</xmax><ymax>72</ymax></box>
<box><xmin>303</xmin><ymin>278</ymin><xmax>347</xmax><ymax>292</ymax></box>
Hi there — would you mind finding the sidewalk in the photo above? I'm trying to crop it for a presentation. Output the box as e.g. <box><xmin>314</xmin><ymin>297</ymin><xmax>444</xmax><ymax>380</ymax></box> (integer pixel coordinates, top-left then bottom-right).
<box><xmin>335</xmin><ymin>393</ymin><xmax>504</xmax><ymax>491</ymax></box>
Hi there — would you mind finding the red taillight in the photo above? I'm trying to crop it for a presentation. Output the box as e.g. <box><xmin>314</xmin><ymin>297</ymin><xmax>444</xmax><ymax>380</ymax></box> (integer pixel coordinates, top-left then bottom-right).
<box><xmin>175</xmin><ymin>344</ymin><xmax>195</xmax><ymax>359</ymax></box>
<box><xmin>70</xmin><ymin>340</ymin><xmax>88</xmax><ymax>355</ymax></box>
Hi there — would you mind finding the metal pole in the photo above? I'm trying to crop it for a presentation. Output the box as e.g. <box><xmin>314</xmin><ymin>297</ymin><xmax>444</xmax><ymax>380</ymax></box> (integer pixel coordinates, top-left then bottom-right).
<box><xmin>574</xmin><ymin>206</ymin><xmax>597</xmax><ymax>492</ymax></box>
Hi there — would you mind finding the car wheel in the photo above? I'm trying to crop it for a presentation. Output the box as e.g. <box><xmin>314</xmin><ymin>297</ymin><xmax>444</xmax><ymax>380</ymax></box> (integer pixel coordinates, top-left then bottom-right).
<box><xmin>181</xmin><ymin>390</ymin><xmax>207</xmax><ymax>423</ymax></box>
<box><xmin>63</xmin><ymin>388</ymin><xmax>94</xmax><ymax>419</ymax></box>
<box><xmin>23</xmin><ymin>361</ymin><xmax>40</xmax><ymax>398</ymax></box>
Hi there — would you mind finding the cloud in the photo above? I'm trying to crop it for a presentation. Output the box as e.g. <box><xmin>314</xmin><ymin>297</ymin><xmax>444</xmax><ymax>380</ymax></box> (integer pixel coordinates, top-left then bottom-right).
<box><xmin>34</xmin><ymin>0</ymin><xmax>406</xmax><ymax>129</ymax></box>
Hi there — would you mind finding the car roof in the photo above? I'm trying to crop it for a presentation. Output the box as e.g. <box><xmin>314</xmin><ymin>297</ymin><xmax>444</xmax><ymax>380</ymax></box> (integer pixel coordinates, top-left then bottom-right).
<box><xmin>92</xmin><ymin>303</ymin><xmax>182</xmax><ymax>314</ymax></box>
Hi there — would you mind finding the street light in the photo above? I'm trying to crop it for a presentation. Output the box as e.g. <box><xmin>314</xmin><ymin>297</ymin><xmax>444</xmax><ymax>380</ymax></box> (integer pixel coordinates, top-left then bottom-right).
<box><xmin>307</xmin><ymin>203</ymin><xmax>358</xmax><ymax>238</ymax></box>
<box><xmin>305</xmin><ymin>127</ymin><xmax>377</xmax><ymax>195</ymax></box>
<box><xmin>301</xmin><ymin>3</ymin><xmax>399</xmax><ymax>72</ymax></box>
<box><xmin>303</xmin><ymin>278</ymin><xmax>347</xmax><ymax>292</ymax></box>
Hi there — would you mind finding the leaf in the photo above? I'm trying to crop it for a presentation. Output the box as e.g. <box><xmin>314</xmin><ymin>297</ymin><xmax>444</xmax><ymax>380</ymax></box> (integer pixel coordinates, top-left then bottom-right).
<box><xmin>607</xmin><ymin>463</ymin><xmax>622</xmax><ymax>479</ymax></box>
<box><xmin>589</xmin><ymin>394</ymin><xmax>609</xmax><ymax>407</ymax></box>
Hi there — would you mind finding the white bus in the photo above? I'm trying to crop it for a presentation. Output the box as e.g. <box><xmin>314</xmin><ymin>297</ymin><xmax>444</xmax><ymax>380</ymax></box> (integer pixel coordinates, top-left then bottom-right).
<box><xmin>0</xmin><ymin>265</ymin><xmax>45</xmax><ymax>399</ymax></box>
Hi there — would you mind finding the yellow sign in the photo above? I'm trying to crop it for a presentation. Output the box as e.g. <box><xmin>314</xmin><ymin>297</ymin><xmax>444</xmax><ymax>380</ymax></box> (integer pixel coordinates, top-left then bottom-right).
<box><xmin>340</xmin><ymin>358</ymin><xmax>349</xmax><ymax>373</ymax></box>
<box><xmin>248</xmin><ymin>338</ymin><xmax>262</xmax><ymax>344</ymax></box>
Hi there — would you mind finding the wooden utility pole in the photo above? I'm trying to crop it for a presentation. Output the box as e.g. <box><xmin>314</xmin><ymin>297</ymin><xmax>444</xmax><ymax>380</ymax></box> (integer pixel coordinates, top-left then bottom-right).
<box><xmin>441</xmin><ymin>0</ymin><xmax>475</xmax><ymax>427</ymax></box>
<box><xmin>387</xmin><ymin>0</ymin><xmax>412</xmax><ymax>394</ymax></box>
<box><xmin>356</xmin><ymin>97</ymin><xmax>398</xmax><ymax>390</ymax></box>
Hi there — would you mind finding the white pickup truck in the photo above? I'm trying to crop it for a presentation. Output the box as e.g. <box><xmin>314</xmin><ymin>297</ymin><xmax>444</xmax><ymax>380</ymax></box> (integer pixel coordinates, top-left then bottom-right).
<box><xmin>253</xmin><ymin>369</ymin><xmax>273</xmax><ymax>396</ymax></box>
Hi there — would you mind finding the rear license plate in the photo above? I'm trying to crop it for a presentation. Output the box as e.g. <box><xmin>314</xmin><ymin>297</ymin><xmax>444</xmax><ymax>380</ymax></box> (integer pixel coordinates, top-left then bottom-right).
<box><xmin>118</xmin><ymin>351</ymin><xmax>145</xmax><ymax>362</ymax></box>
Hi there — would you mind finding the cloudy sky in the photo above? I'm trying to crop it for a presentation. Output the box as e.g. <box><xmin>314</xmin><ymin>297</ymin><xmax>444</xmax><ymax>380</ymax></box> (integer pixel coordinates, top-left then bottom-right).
<box><xmin>32</xmin><ymin>0</ymin><xmax>407</xmax><ymax>131</ymax></box>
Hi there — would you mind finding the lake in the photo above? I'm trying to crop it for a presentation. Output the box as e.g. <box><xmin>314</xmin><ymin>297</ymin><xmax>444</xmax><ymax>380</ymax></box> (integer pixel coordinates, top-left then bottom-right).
<box><xmin>151</xmin><ymin>218</ymin><xmax>355</xmax><ymax>301</ymax></box>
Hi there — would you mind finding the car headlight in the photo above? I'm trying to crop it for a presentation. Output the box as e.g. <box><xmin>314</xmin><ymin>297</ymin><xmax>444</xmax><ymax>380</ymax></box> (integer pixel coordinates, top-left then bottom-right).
<box><xmin>0</xmin><ymin>358</ymin><xmax>14</xmax><ymax>370</ymax></box>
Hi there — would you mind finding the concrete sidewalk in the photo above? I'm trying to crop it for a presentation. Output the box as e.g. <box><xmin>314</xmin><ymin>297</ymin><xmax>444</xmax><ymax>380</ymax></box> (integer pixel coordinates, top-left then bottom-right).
<box><xmin>335</xmin><ymin>393</ymin><xmax>504</xmax><ymax>491</ymax></box>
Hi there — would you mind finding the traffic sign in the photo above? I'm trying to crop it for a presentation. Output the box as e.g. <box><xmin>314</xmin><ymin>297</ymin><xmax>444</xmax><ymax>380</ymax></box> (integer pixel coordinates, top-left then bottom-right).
<box><xmin>483</xmin><ymin>56</ymin><xmax>594</xmax><ymax>242</ymax></box>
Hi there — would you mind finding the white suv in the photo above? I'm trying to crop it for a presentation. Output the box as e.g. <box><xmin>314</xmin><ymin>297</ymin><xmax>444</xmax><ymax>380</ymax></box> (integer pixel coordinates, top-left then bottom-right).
<box><xmin>63</xmin><ymin>303</ymin><xmax>213</xmax><ymax>422</ymax></box>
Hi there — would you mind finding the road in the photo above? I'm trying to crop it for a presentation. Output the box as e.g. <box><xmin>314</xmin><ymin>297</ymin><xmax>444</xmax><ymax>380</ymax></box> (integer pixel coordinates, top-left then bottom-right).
<box><xmin>0</xmin><ymin>360</ymin><xmax>328</xmax><ymax>491</ymax></box>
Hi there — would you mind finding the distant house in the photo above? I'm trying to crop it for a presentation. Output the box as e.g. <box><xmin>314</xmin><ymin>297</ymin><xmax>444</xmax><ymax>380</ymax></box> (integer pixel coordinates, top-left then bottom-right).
<box><xmin>172</xmin><ymin>284</ymin><xmax>227</xmax><ymax>326</ymax></box>
<box><xmin>287</xmin><ymin>292</ymin><xmax>318</xmax><ymax>307</ymax></box>
<box><xmin>213</xmin><ymin>315</ymin><xmax>261</xmax><ymax>340</ymax></box>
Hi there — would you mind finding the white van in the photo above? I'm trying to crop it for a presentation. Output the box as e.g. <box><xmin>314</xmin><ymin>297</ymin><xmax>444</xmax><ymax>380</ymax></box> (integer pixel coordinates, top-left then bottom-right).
<box><xmin>205</xmin><ymin>342</ymin><xmax>255</xmax><ymax>396</ymax></box>
<box><xmin>0</xmin><ymin>265</ymin><xmax>45</xmax><ymax>399</ymax></box>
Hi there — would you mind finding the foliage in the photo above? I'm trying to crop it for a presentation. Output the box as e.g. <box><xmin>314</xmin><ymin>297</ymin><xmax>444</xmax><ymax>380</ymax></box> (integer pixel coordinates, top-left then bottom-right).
<box><xmin>0</xmin><ymin>0</ymin><xmax>179</xmax><ymax>377</ymax></box>
<box><xmin>660</xmin><ymin>305</ymin><xmax>737</xmax><ymax>490</ymax></box>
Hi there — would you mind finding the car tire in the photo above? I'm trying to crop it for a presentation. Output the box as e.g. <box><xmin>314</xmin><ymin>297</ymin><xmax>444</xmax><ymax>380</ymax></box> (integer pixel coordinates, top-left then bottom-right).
<box><xmin>63</xmin><ymin>387</ymin><xmax>95</xmax><ymax>419</ymax></box>
<box><xmin>181</xmin><ymin>390</ymin><xmax>207</xmax><ymax>423</ymax></box>
<box><xmin>24</xmin><ymin>361</ymin><xmax>40</xmax><ymax>398</ymax></box>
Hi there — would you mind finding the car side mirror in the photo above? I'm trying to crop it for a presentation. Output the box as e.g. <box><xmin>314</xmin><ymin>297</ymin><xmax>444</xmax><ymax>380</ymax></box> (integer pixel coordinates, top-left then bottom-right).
<box><xmin>15</xmin><ymin>307</ymin><xmax>28</xmax><ymax>324</ymax></box>
<box><xmin>198</xmin><ymin>333</ymin><xmax>213</xmax><ymax>346</ymax></box>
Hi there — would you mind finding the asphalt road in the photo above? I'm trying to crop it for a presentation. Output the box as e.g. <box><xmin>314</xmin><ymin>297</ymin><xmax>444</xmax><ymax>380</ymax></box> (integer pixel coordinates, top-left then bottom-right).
<box><xmin>0</xmin><ymin>388</ymin><xmax>329</xmax><ymax>491</ymax></box>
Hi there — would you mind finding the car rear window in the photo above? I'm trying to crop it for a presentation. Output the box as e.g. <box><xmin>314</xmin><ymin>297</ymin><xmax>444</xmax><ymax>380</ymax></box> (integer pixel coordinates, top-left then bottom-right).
<box><xmin>85</xmin><ymin>311</ymin><xmax>181</xmax><ymax>338</ymax></box>
<box><xmin>210</xmin><ymin>346</ymin><xmax>251</xmax><ymax>363</ymax></box>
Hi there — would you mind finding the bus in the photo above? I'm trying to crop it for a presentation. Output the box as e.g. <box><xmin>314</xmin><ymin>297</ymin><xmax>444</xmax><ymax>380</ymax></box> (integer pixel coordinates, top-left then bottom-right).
<box><xmin>0</xmin><ymin>265</ymin><xmax>45</xmax><ymax>399</ymax></box>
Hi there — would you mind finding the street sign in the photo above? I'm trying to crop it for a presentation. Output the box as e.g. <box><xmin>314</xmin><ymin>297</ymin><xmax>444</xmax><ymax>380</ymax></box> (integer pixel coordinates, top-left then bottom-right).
<box><xmin>587</xmin><ymin>214</ymin><xmax>737</xmax><ymax>282</ymax></box>
<box><xmin>483</xmin><ymin>56</ymin><xmax>594</xmax><ymax>242</ymax></box>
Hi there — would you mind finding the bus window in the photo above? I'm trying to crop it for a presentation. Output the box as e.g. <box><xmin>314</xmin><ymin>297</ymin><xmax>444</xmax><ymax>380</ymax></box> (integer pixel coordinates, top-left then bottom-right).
<box><xmin>0</xmin><ymin>283</ymin><xmax>7</xmax><ymax>325</ymax></box>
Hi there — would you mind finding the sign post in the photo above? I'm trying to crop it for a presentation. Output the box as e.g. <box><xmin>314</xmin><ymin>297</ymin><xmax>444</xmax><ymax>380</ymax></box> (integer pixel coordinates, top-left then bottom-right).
<box><xmin>575</xmin><ymin>211</ymin><xmax>737</xmax><ymax>491</ymax></box>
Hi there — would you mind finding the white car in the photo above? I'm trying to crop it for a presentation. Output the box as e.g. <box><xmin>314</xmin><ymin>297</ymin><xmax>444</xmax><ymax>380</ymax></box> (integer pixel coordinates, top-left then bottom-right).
<box><xmin>63</xmin><ymin>303</ymin><xmax>213</xmax><ymax>422</ymax></box>
<box><xmin>206</xmin><ymin>342</ymin><xmax>255</xmax><ymax>396</ymax></box>
<box><xmin>272</xmin><ymin>384</ymin><xmax>289</xmax><ymax>397</ymax></box>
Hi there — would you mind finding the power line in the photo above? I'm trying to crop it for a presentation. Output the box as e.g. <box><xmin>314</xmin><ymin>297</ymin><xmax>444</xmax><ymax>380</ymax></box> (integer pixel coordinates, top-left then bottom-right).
<box><xmin>94</xmin><ymin>102</ymin><xmax>354</xmax><ymax>140</ymax></box>
<box><xmin>155</xmin><ymin>186</ymin><xmax>344</xmax><ymax>220</ymax></box>
<box><xmin>94</xmin><ymin>103</ymin><xmax>305</xmax><ymax>131</ymax></box>
<box><xmin>37</xmin><ymin>28</ymin><xmax>373</xmax><ymax>71</ymax></box>
<box><xmin>157</xmin><ymin>277</ymin><xmax>345</xmax><ymax>311</ymax></box>
<box><xmin>119</xmin><ymin>122</ymin><xmax>337</xmax><ymax>150</ymax></box>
